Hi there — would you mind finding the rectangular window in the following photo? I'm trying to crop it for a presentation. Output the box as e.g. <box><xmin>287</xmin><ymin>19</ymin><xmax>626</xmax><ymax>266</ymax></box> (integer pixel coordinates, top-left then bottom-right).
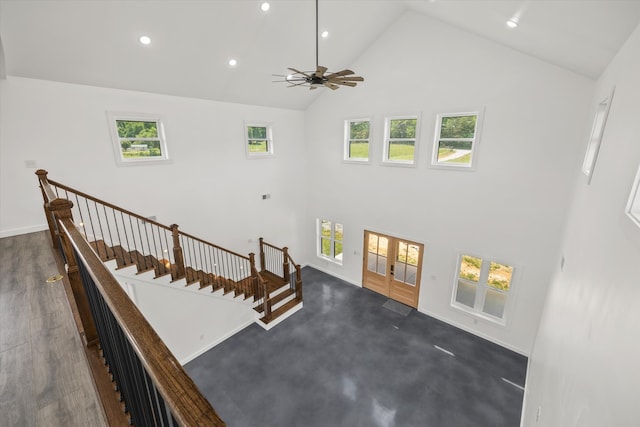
<box><xmin>432</xmin><ymin>112</ymin><xmax>480</xmax><ymax>169</ymax></box>
<box><xmin>383</xmin><ymin>115</ymin><xmax>419</xmax><ymax>166</ymax></box>
<box><xmin>108</xmin><ymin>112</ymin><xmax>169</xmax><ymax>166</ymax></box>
<box><xmin>318</xmin><ymin>219</ymin><xmax>343</xmax><ymax>264</ymax></box>
<box><xmin>452</xmin><ymin>254</ymin><xmax>514</xmax><ymax>324</ymax></box>
<box><xmin>344</xmin><ymin>119</ymin><xmax>371</xmax><ymax>162</ymax></box>
<box><xmin>244</xmin><ymin>122</ymin><xmax>273</xmax><ymax>158</ymax></box>
<box><xmin>626</xmin><ymin>164</ymin><xmax>640</xmax><ymax>228</ymax></box>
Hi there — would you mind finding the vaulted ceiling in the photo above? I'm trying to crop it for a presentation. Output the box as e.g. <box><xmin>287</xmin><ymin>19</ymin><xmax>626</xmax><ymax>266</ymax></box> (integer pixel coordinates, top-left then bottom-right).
<box><xmin>1</xmin><ymin>0</ymin><xmax>639</xmax><ymax>110</ymax></box>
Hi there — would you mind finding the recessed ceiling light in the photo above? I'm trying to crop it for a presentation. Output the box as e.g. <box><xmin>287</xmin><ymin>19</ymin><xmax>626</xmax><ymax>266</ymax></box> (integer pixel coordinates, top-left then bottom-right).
<box><xmin>228</xmin><ymin>58</ymin><xmax>237</xmax><ymax>67</ymax></box>
<box><xmin>261</xmin><ymin>2</ymin><xmax>270</xmax><ymax>12</ymax></box>
<box><xmin>506</xmin><ymin>19</ymin><xmax>518</xmax><ymax>29</ymax></box>
<box><xmin>139</xmin><ymin>35</ymin><xmax>151</xmax><ymax>45</ymax></box>
<box><xmin>321</xmin><ymin>30</ymin><xmax>329</xmax><ymax>39</ymax></box>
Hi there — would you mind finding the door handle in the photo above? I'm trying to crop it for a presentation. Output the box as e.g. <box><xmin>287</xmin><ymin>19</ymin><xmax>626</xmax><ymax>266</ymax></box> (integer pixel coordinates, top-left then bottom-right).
<box><xmin>390</xmin><ymin>264</ymin><xmax>394</xmax><ymax>275</ymax></box>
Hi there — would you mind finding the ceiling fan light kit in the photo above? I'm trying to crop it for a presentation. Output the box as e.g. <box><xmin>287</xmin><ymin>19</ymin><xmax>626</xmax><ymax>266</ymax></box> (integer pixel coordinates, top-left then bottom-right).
<box><xmin>274</xmin><ymin>0</ymin><xmax>364</xmax><ymax>90</ymax></box>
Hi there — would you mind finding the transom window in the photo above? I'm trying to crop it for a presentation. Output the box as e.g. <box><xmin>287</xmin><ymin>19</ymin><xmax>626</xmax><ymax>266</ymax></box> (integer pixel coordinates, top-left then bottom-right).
<box><xmin>452</xmin><ymin>254</ymin><xmax>514</xmax><ymax>324</ymax></box>
<box><xmin>383</xmin><ymin>116</ymin><xmax>419</xmax><ymax>165</ymax></box>
<box><xmin>108</xmin><ymin>112</ymin><xmax>169</xmax><ymax>166</ymax></box>
<box><xmin>344</xmin><ymin>118</ymin><xmax>371</xmax><ymax>162</ymax></box>
<box><xmin>244</xmin><ymin>123</ymin><xmax>273</xmax><ymax>158</ymax></box>
<box><xmin>318</xmin><ymin>219</ymin><xmax>343</xmax><ymax>264</ymax></box>
<box><xmin>432</xmin><ymin>112</ymin><xmax>480</xmax><ymax>168</ymax></box>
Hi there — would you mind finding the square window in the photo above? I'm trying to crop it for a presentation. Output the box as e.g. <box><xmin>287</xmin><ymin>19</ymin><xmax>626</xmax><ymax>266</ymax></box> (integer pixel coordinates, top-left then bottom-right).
<box><xmin>318</xmin><ymin>219</ymin><xmax>344</xmax><ymax>264</ymax></box>
<box><xmin>344</xmin><ymin>119</ymin><xmax>371</xmax><ymax>162</ymax></box>
<box><xmin>432</xmin><ymin>112</ymin><xmax>481</xmax><ymax>169</ymax></box>
<box><xmin>108</xmin><ymin>112</ymin><xmax>169</xmax><ymax>166</ymax></box>
<box><xmin>452</xmin><ymin>253</ymin><xmax>514</xmax><ymax>324</ymax></box>
<box><xmin>244</xmin><ymin>122</ymin><xmax>273</xmax><ymax>158</ymax></box>
<box><xmin>383</xmin><ymin>115</ymin><xmax>420</xmax><ymax>166</ymax></box>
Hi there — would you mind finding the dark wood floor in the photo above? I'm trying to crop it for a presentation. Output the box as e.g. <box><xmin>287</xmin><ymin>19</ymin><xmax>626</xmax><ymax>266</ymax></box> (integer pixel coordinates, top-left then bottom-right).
<box><xmin>0</xmin><ymin>231</ymin><xmax>106</xmax><ymax>427</ymax></box>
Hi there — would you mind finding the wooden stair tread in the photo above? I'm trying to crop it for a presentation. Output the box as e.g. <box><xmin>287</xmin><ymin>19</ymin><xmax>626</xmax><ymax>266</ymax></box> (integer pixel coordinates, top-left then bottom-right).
<box><xmin>254</xmin><ymin>288</ymin><xmax>294</xmax><ymax>314</ymax></box>
<box><xmin>260</xmin><ymin>299</ymin><xmax>302</xmax><ymax>324</ymax></box>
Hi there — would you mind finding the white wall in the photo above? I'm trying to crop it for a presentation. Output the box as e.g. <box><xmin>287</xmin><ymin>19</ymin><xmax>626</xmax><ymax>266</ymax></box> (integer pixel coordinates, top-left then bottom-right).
<box><xmin>0</xmin><ymin>77</ymin><xmax>306</xmax><ymax>258</ymax></box>
<box><xmin>122</xmin><ymin>273</ymin><xmax>255</xmax><ymax>365</ymax></box>
<box><xmin>303</xmin><ymin>11</ymin><xmax>594</xmax><ymax>355</ymax></box>
<box><xmin>522</xmin><ymin>24</ymin><xmax>640</xmax><ymax>426</ymax></box>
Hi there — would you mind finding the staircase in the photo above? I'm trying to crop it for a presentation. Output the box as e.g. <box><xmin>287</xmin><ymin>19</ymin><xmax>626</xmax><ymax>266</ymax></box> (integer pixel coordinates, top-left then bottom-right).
<box><xmin>37</xmin><ymin>169</ymin><xmax>302</xmax><ymax>329</ymax></box>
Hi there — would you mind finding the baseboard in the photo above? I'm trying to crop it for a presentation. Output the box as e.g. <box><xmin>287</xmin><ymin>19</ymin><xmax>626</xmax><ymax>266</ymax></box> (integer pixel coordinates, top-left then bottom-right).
<box><xmin>304</xmin><ymin>263</ymin><xmax>362</xmax><ymax>288</ymax></box>
<box><xmin>0</xmin><ymin>223</ymin><xmax>49</xmax><ymax>238</ymax></box>
<box><xmin>179</xmin><ymin>318</ymin><xmax>255</xmax><ymax>365</ymax></box>
<box><xmin>417</xmin><ymin>307</ymin><xmax>530</xmax><ymax>357</ymax></box>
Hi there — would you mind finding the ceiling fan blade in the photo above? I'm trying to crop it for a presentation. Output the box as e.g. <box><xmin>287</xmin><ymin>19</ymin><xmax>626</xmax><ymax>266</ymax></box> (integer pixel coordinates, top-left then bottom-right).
<box><xmin>316</xmin><ymin>65</ymin><xmax>328</xmax><ymax>77</ymax></box>
<box><xmin>333</xmin><ymin>81</ymin><xmax>357</xmax><ymax>87</ymax></box>
<box><xmin>328</xmin><ymin>76</ymin><xmax>364</xmax><ymax>82</ymax></box>
<box><xmin>324</xmin><ymin>82</ymin><xmax>340</xmax><ymax>90</ymax></box>
<box><xmin>288</xmin><ymin>67</ymin><xmax>312</xmax><ymax>78</ymax></box>
<box><xmin>327</xmin><ymin>69</ymin><xmax>355</xmax><ymax>78</ymax></box>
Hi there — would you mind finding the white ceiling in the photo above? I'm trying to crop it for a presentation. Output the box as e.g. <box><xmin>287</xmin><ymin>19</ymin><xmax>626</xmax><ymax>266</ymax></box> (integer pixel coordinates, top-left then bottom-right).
<box><xmin>1</xmin><ymin>0</ymin><xmax>639</xmax><ymax>110</ymax></box>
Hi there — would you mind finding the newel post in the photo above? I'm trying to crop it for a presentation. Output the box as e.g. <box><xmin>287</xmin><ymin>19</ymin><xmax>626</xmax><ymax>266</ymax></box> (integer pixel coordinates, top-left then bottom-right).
<box><xmin>295</xmin><ymin>265</ymin><xmax>303</xmax><ymax>301</ymax></box>
<box><xmin>35</xmin><ymin>169</ymin><xmax>59</xmax><ymax>250</ymax></box>
<box><xmin>249</xmin><ymin>252</ymin><xmax>256</xmax><ymax>296</ymax></box>
<box><xmin>282</xmin><ymin>247</ymin><xmax>291</xmax><ymax>283</ymax></box>
<box><xmin>258</xmin><ymin>237</ymin><xmax>266</xmax><ymax>271</ymax></box>
<box><xmin>170</xmin><ymin>224</ymin><xmax>185</xmax><ymax>280</ymax></box>
<box><xmin>49</xmin><ymin>198</ymin><xmax>98</xmax><ymax>346</ymax></box>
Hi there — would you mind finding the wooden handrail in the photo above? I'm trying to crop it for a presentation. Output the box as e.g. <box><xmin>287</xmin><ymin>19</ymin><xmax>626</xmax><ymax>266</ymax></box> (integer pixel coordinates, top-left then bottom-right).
<box><xmin>180</xmin><ymin>230</ymin><xmax>250</xmax><ymax>261</ymax></box>
<box><xmin>42</xmin><ymin>172</ymin><xmax>172</xmax><ymax>231</ymax></box>
<box><xmin>58</xmin><ymin>216</ymin><xmax>225</xmax><ymax>426</ymax></box>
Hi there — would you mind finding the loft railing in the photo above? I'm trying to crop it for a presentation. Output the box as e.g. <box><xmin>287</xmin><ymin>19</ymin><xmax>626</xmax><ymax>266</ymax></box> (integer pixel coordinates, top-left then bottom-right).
<box><xmin>259</xmin><ymin>237</ymin><xmax>303</xmax><ymax>302</ymax></box>
<box><xmin>38</xmin><ymin>180</ymin><xmax>225</xmax><ymax>425</ymax></box>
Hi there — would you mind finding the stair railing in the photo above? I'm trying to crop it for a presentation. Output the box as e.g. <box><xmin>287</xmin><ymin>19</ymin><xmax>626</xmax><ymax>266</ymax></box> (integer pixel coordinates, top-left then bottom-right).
<box><xmin>36</xmin><ymin>170</ymin><xmax>259</xmax><ymax>298</ymax></box>
<box><xmin>259</xmin><ymin>238</ymin><xmax>303</xmax><ymax>301</ymax></box>
<box><xmin>40</xmin><ymin>178</ymin><xmax>225</xmax><ymax>425</ymax></box>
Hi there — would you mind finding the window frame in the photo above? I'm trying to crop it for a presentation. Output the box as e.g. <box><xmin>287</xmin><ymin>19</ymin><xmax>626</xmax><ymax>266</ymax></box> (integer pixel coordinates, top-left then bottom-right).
<box><xmin>430</xmin><ymin>111</ymin><xmax>483</xmax><ymax>170</ymax></box>
<box><xmin>343</xmin><ymin>117</ymin><xmax>372</xmax><ymax>164</ymax></box>
<box><xmin>382</xmin><ymin>114</ymin><xmax>420</xmax><ymax>167</ymax></box>
<box><xmin>107</xmin><ymin>111</ymin><xmax>170</xmax><ymax>166</ymax></box>
<box><xmin>244</xmin><ymin>122</ymin><xmax>274</xmax><ymax>159</ymax></box>
<box><xmin>626</xmin><ymin>163</ymin><xmax>640</xmax><ymax>228</ymax></box>
<box><xmin>450</xmin><ymin>252</ymin><xmax>516</xmax><ymax>325</ymax></box>
<box><xmin>317</xmin><ymin>219</ymin><xmax>344</xmax><ymax>265</ymax></box>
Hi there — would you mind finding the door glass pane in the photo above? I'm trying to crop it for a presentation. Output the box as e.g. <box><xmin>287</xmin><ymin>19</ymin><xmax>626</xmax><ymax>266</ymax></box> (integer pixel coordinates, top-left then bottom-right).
<box><xmin>394</xmin><ymin>261</ymin><xmax>405</xmax><ymax>282</ymax></box>
<box><xmin>377</xmin><ymin>255</ymin><xmax>387</xmax><ymax>275</ymax></box>
<box><xmin>367</xmin><ymin>234</ymin><xmax>387</xmax><ymax>275</ymax></box>
<box><xmin>459</xmin><ymin>255</ymin><xmax>482</xmax><ymax>282</ymax></box>
<box><xmin>455</xmin><ymin>280</ymin><xmax>476</xmax><ymax>308</ymax></box>
<box><xmin>487</xmin><ymin>262</ymin><xmax>513</xmax><ymax>291</ymax></box>
<box><xmin>483</xmin><ymin>288</ymin><xmax>506</xmax><ymax>318</ymax></box>
<box><xmin>377</xmin><ymin>236</ymin><xmax>388</xmax><ymax>275</ymax></box>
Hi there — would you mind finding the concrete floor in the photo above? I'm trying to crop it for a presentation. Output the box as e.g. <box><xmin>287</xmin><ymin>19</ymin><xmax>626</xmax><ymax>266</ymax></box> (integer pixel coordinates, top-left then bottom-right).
<box><xmin>186</xmin><ymin>266</ymin><xmax>527</xmax><ymax>427</ymax></box>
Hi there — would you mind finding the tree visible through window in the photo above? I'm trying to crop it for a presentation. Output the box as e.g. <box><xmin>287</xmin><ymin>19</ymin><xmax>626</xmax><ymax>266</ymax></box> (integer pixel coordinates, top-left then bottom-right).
<box><xmin>245</xmin><ymin>123</ymin><xmax>273</xmax><ymax>157</ymax></box>
<box><xmin>453</xmin><ymin>254</ymin><xmax>514</xmax><ymax>322</ymax></box>
<box><xmin>385</xmin><ymin>117</ymin><xmax>418</xmax><ymax>164</ymax></box>
<box><xmin>108</xmin><ymin>112</ymin><xmax>169</xmax><ymax>165</ymax></box>
<box><xmin>433</xmin><ymin>113</ymin><xmax>480</xmax><ymax>168</ymax></box>
<box><xmin>319</xmin><ymin>219</ymin><xmax>343</xmax><ymax>264</ymax></box>
<box><xmin>345</xmin><ymin>119</ymin><xmax>371</xmax><ymax>161</ymax></box>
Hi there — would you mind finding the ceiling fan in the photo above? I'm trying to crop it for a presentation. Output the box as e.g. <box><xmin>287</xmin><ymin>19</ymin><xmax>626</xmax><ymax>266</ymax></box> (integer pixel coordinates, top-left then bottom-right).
<box><xmin>274</xmin><ymin>0</ymin><xmax>364</xmax><ymax>90</ymax></box>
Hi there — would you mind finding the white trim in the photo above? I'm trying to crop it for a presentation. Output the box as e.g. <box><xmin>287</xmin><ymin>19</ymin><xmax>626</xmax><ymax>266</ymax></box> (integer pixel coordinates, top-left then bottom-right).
<box><xmin>0</xmin><ymin>223</ymin><xmax>49</xmax><ymax>238</ymax></box>
<box><xmin>244</xmin><ymin>121</ymin><xmax>274</xmax><ymax>159</ymax></box>
<box><xmin>625</xmin><ymin>163</ymin><xmax>640</xmax><ymax>228</ymax></box>
<box><xmin>179</xmin><ymin>319</ymin><xmax>254</xmax><ymax>365</ymax></box>
<box><xmin>382</xmin><ymin>114</ymin><xmax>421</xmax><ymax>167</ymax></box>
<box><xmin>430</xmin><ymin>110</ymin><xmax>484</xmax><ymax>170</ymax></box>
<box><xmin>107</xmin><ymin>111</ymin><xmax>170</xmax><ymax>166</ymax></box>
<box><xmin>582</xmin><ymin>87</ymin><xmax>615</xmax><ymax>183</ymax></box>
<box><xmin>450</xmin><ymin>252</ymin><xmax>519</xmax><ymax>326</ymax></box>
<box><xmin>306</xmin><ymin>262</ymin><xmax>362</xmax><ymax>287</ymax></box>
<box><xmin>343</xmin><ymin>117</ymin><xmax>372</xmax><ymax>164</ymax></box>
<box><xmin>417</xmin><ymin>307</ymin><xmax>529</xmax><ymax>356</ymax></box>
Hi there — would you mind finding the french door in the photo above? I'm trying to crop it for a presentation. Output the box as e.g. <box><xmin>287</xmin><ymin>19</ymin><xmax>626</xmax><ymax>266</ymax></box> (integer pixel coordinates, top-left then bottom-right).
<box><xmin>362</xmin><ymin>230</ymin><xmax>423</xmax><ymax>308</ymax></box>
